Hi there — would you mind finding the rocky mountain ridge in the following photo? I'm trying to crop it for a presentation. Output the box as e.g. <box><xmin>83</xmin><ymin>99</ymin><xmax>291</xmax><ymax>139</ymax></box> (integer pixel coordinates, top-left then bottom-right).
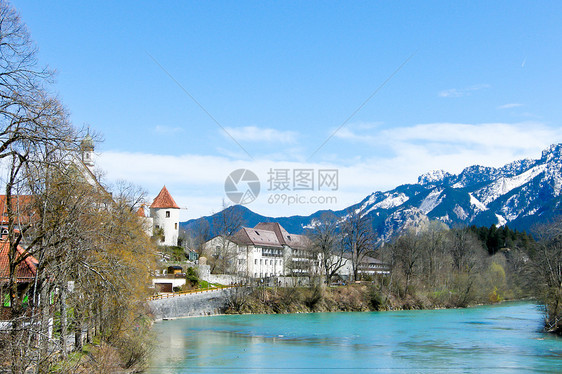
<box><xmin>182</xmin><ymin>144</ymin><xmax>562</xmax><ymax>239</ymax></box>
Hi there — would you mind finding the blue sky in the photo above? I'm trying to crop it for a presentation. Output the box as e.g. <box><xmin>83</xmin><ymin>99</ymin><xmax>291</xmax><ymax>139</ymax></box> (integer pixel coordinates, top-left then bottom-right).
<box><xmin>12</xmin><ymin>1</ymin><xmax>562</xmax><ymax>219</ymax></box>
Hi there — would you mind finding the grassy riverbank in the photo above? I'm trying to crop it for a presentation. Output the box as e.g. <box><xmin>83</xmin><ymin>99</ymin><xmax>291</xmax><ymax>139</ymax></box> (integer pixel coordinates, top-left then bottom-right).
<box><xmin>224</xmin><ymin>282</ymin><xmax>522</xmax><ymax>315</ymax></box>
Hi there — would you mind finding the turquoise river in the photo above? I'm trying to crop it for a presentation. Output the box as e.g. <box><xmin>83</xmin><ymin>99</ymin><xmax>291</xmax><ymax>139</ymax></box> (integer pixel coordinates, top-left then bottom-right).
<box><xmin>146</xmin><ymin>302</ymin><xmax>562</xmax><ymax>373</ymax></box>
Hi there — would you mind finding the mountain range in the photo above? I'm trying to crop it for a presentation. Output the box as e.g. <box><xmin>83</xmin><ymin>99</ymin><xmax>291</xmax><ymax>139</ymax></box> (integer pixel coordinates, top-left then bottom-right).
<box><xmin>182</xmin><ymin>144</ymin><xmax>562</xmax><ymax>240</ymax></box>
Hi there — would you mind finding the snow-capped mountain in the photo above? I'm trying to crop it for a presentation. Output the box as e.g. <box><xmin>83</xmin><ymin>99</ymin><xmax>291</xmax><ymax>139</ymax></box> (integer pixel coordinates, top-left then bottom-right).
<box><xmin>352</xmin><ymin>143</ymin><xmax>562</xmax><ymax>237</ymax></box>
<box><xmin>182</xmin><ymin>144</ymin><xmax>562</xmax><ymax>240</ymax></box>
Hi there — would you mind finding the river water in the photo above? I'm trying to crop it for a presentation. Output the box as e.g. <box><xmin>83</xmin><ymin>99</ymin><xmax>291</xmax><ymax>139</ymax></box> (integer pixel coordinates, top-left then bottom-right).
<box><xmin>147</xmin><ymin>302</ymin><xmax>562</xmax><ymax>373</ymax></box>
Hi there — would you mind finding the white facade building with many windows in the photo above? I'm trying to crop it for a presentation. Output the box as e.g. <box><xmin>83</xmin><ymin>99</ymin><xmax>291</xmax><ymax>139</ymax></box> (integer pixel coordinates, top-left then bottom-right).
<box><xmin>204</xmin><ymin>222</ymin><xmax>317</xmax><ymax>280</ymax></box>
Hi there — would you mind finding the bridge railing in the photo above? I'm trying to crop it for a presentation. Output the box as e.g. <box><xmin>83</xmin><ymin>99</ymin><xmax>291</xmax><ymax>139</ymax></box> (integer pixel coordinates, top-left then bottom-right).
<box><xmin>148</xmin><ymin>285</ymin><xmax>238</xmax><ymax>301</ymax></box>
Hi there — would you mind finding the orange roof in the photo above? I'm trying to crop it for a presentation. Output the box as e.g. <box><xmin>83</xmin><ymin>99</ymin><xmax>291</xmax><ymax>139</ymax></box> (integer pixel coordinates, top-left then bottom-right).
<box><xmin>150</xmin><ymin>186</ymin><xmax>179</xmax><ymax>209</ymax></box>
<box><xmin>232</xmin><ymin>222</ymin><xmax>310</xmax><ymax>250</ymax></box>
<box><xmin>254</xmin><ymin>222</ymin><xmax>309</xmax><ymax>249</ymax></box>
<box><xmin>0</xmin><ymin>195</ymin><xmax>36</xmax><ymax>225</ymax></box>
<box><xmin>136</xmin><ymin>205</ymin><xmax>146</xmax><ymax>217</ymax></box>
<box><xmin>234</xmin><ymin>227</ymin><xmax>284</xmax><ymax>248</ymax></box>
<box><xmin>0</xmin><ymin>241</ymin><xmax>38</xmax><ymax>282</ymax></box>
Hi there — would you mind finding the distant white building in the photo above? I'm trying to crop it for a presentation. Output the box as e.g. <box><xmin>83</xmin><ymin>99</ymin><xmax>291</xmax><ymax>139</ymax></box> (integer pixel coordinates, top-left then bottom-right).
<box><xmin>147</xmin><ymin>186</ymin><xmax>180</xmax><ymax>247</ymax></box>
<box><xmin>337</xmin><ymin>253</ymin><xmax>390</xmax><ymax>280</ymax></box>
<box><xmin>203</xmin><ymin>221</ymin><xmax>390</xmax><ymax>282</ymax></box>
<box><xmin>203</xmin><ymin>222</ymin><xmax>317</xmax><ymax>279</ymax></box>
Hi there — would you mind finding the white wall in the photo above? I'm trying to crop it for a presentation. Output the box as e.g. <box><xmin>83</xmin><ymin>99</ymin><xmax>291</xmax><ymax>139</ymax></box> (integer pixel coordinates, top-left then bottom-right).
<box><xmin>141</xmin><ymin>216</ymin><xmax>153</xmax><ymax>237</ymax></box>
<box><xmin>152</xmin><ymin>277</ymin><xmax>186</xmax><ymax>289</ymax></box>
<box><xmin>150</xmin><ymin>207</ymin><xmax>180</xmax><ymax>246</ymax></box>
<box><xmin>202</xmin><ymin>239</ymin><xmax>286</xmax><ymax>279</ymax></box>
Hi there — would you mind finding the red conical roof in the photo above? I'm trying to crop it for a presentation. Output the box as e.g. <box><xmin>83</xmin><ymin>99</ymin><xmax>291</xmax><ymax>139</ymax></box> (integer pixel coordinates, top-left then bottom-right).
<box><xmin>150</xmin><ymin>186</ymin><xmax>179</xmax><ymax>209</ymax></box>
<box><xmin>136</xmin><ymin>205</ymin><xmax>146</xmax><ymax>217</ymax></box>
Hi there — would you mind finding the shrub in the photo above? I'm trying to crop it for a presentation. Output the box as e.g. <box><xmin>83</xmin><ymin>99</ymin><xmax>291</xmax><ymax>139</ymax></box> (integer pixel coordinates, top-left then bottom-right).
<box><xmin>186</xmin><ymin>267</ymin><xmax>200</xmax><ymax>288</ymax></box>
<box><xmin>367</xmin><ymin>287</ymin><xmax>386</xmax><ymax>311</ymax></box>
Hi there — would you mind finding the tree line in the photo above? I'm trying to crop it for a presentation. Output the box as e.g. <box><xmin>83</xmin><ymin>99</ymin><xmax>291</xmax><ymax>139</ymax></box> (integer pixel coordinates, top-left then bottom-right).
<box><xmin>307</xmin><ymin>212</ymin><xmax>561</xmax><ymax>334</ymax></box>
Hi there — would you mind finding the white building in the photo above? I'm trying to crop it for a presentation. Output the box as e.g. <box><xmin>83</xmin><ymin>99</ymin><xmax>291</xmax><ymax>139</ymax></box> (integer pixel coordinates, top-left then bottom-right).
<box><xmin>149</xmin><ymin>186</ymin><xmax>180</xmax><ymax>247</ymax></box>
<box><xmin>203</xmin><ymin>221</ymin><xmax>391</xmax><ymax>282</ymax></box>
<box><xmin>337</xmin><ymin>253</ymin><xmax>390</xmax><ymax>280</ymax></box>
<box><xmin>204</xmin><ymin>222</ymin><xmax>317</xmax><ymax>279</ymax></box>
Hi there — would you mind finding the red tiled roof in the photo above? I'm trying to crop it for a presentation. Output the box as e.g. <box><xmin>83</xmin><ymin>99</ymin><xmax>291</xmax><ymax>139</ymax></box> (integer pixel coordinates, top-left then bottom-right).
<box><xmin>254</xmin><ymin>222</ymin><xmax>309</xmax><ymax>249</ymax></box>
<box><xmin>136</xmin><ymin>205</ymin><xmax>146</xmax><ymax>217</ymax></box>
<box><xmin>0</xmin><ymin>195</ymin><xmax>36</xmax><ymax>225</ymax></box>
<box><xmin>150</xmin><ymin>186</ymin><xmax>179</xmax><ymax>209</ymax></box>
<box><xmin>0</xmin><ymin>241</ymin><xmax>38</xmax><ymax>282</ymax></box>
<box><xmin>234</xmin><ymin>227</ymin><xmax>284</xmax><ymax>248</ymax></box>
<box><xmin>232</xmin><ymin>222</ymin><xmax>310</xmax><ymax>250</ymax></box>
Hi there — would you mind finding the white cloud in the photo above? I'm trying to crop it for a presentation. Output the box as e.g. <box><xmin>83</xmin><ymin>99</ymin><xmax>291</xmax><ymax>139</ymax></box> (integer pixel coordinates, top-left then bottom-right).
<box><xmin>438</xmin><ymin>84</ymin><xmax>490</xmax><ymax>98</ymax></box>
<box><xmin>223</xmin><ymin>126</ymin><xmax>297</xmax><ymax>143</ymax></box>
<box><xmin>382</xmin><ymin>122</ymin><xmax>557</xmax><ymax>150</ymax></box>
<box><xmin>96</xmin><ymin>121</ymin><xmax>562</xmax><ymax>221</ymax></box>
<box><xmin>336</xmin><ymin>121</ymin><xmax>560</xmax><ymax>152</ymax></box>
<box><xmin>498</xmin><ymin>103</ymin><xmax>523</xmax><ymax>110</ymax></box>
<box><xmin>96</xmin><ymin>151</ymin><xmax>374</xmax><ymax>219</ymax></box>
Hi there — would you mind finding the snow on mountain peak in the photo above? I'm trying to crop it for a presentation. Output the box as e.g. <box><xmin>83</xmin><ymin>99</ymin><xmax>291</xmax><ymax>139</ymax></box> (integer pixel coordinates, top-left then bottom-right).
<box><xmin>419</xmin><ymin>189</ymin><xmax>444</xmax><ymax>214</ymax></box>
<box><xmin>469</xmin><ymin>193</ymin><xmax>487</xmax><ymax>212</ymax></box>
<box><xmin>418</xmin><ymin>170</ymin><xmax>452</xmax><ymax>186</ymax></box>
<box><xmin>475</xmin><ymin>164</ymin><xmax>547</xmax><ymax>206</ymax></box>
<box><xmin>362</xmin><ymin>192</ymin><xmax>409</xmax><ymax>216</ymax></box>
<box><xmin>542</xmin><ymin>143</ymin><xmax>562</xmax><ymax>161</ymax></box>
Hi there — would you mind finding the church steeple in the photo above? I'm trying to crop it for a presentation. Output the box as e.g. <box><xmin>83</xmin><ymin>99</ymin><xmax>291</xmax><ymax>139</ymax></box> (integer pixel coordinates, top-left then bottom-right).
<box><xmin>80</xmin><ymin>133</ymin><xmax>94</xmax><ymax>167</ymax></box>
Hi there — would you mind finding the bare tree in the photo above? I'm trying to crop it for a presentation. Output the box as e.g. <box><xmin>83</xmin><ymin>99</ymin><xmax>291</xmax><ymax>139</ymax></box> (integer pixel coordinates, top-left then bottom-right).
<box><xmin>449</xmin><ymin>228</ymin><xmax>484</xmax><ymax>273</ymax></box>
<box><xmin>341</xmin><ymin>209</ymin><xmax>376</xmax><ymax>281</ymax></box>
<box><xmin>531</xmin><ymin>219</ymin><xmax>562</xmax><ymax>334</ymax></box>
<box><xmin>307</xmin><ymin>212</ymin><xmax>345</xmax><ymax>284</ymax></box>
<box><xmin>186</xmin><ymin>219</ymin><xmax>210</xmax><ymax>257</ymax></box>
<box><xmin>208</xmin><ymin>201</ymin><xmax>245</xmax><ymax>274</ymax></box>
<box><xmin>391</xmin><ymin>230</ymin><xmax>423</xmax><ymax>293</ymax></box>
<box><xmin>0</xmin><ymin>2</ymin><xmax>82</xmax><ymax>371</ymax></box>
<box><xmin>418</xmin><ymin>221</ymin><xmax>449</xmax><ymax>288</ymax></box>
<box><xmin>0</xmin><ymin>3</ymin><xmax>157</xmax><ymax>371</ymax></box>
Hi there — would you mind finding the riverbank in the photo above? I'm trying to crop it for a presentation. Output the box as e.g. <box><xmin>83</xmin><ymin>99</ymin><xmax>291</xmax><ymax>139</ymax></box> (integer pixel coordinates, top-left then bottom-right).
<box><xmin>223</xmin><ymin>283</ymin><xmax>523</xmax><ymax>315</ymax></box>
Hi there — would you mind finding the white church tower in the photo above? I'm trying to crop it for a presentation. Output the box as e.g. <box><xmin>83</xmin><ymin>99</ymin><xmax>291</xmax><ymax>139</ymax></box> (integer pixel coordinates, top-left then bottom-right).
<box><xmin>150</xmin><ymin>186</ymin><xmax>180</xmax><ymax>247</ymax></box>
<box><xmin>80</xmin><ymin>134</ymin><xmax>95</xmax><ymax>168</ymax></box>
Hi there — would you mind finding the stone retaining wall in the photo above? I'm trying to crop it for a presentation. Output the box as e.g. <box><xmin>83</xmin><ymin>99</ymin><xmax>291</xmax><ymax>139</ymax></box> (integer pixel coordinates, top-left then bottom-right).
<box><xmin>149</xmin><ymin>287</ymin><xmax>248</xmax><ymax>320</ymax></box>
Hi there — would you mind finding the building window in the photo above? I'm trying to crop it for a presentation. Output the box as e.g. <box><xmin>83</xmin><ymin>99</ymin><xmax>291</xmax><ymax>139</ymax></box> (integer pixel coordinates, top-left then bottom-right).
<box><xmin>255</xmin><ymin>259</ymin><xmax>257</xmax><ymax>265</ymax></box>
<box><xmin>175</xmin><ymin>223</ymin><xmax>178</xmax><ymax>230</ymax></box>
<box><xmin>166</xmin><ymin>211</ymin><xmax>170</xmax><ymax>218</ymax></box>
